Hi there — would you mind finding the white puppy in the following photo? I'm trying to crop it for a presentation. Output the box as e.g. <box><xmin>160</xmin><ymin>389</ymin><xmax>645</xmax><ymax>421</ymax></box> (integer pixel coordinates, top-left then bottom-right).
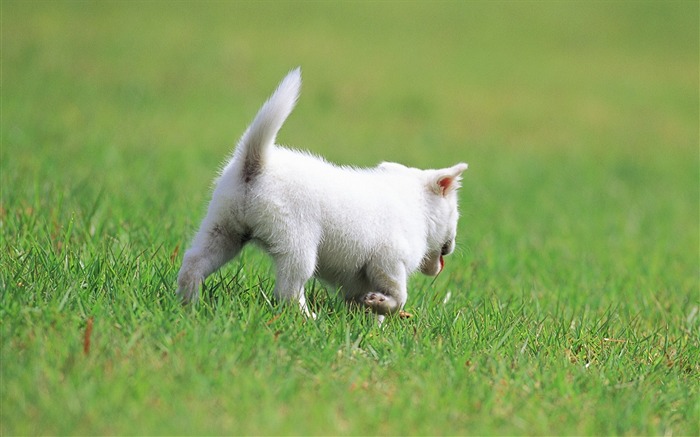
<box><xmin>177</xmin><ymin>68</ymin><xmax>468</xmax><ymax>320</ymax></box>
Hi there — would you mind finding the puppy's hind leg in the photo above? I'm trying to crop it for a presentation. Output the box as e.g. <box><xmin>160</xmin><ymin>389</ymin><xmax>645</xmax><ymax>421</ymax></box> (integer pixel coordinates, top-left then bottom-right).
<box><xmin>177</xmin><ymin>221</ymin><xmax>243</xmax><ymax>304</ymax></box>
<box><xmin>272</xmin><ymin>251</ymin><xmax>317</xmax><ymax>319</ymax></box>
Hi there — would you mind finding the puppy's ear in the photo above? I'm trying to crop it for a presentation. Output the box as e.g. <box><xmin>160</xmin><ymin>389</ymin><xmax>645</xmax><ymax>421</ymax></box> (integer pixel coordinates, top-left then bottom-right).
<box><xmin>431</xmin><ymin>163</ymin><xmax>468</xmax><ymax>196</ymax></box>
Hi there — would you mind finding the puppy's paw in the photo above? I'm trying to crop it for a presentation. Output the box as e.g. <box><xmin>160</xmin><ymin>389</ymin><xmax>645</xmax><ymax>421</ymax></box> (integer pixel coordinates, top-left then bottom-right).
<box><xmin>176</xmin><ymin>284</ymin><xmax>199</xmax><ymax>305</ymax></box>
<box><xmin>362</xmin><ymin>292</ymin><xmax>399</xmax><ymax>315</ymax></box>
<box><xmin>176</xmin><ymin>269</ymin><xmax>201</xmax><ymax>305</ymax></box>
<box><xmin>300</xmin><ymin>304</ymin><xmax>317</xmax><ymax>320</ymax></box>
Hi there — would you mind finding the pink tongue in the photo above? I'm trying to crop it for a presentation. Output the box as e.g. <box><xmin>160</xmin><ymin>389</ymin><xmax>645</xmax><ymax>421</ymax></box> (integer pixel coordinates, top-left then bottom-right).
<box><xmin>439</xmin><ymin>255</ymin><xmax>445</xmax><ymax>272</ymax></box>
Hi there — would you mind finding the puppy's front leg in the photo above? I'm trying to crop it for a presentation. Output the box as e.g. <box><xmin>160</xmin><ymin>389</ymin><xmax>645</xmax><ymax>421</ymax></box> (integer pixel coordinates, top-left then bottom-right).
<box><xmin>362</xmin><ymin>261</ymin><xmax>408</xmax><ymax>318</ymax></box>
<box><xmin>363</xmin><ymin>292</ymin><xmax>400</xmax><ymax>315</ymax></box>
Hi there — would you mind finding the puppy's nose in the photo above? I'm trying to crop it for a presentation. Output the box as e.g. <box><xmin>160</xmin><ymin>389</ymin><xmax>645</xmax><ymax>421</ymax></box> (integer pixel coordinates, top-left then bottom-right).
<box><xmin>441</xmin><ymin>242</ymin><xmax>451</xmax><ymax>256</ymax></box>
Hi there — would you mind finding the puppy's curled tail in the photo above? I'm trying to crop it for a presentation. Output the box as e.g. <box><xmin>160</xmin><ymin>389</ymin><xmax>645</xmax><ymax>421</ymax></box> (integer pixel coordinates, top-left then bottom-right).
<box><xmin>234</xmin><ymin>67</ymin><xmax>301</xmax><ymax>182</ymax></box>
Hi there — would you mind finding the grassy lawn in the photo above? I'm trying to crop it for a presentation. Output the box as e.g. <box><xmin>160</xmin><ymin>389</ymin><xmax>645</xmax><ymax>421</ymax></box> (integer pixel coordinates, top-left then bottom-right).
<box><xmin>2</xmin><ymin>1</ymin><xmax>698</xmax><ymax>435</ymax></box>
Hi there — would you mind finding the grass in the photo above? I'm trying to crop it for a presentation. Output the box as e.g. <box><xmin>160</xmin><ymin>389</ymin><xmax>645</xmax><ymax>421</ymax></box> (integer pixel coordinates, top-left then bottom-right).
<box><xmin>2</xmin><ymin>1</ymin><xmax>698</xmax><ymax>435</ymax></box>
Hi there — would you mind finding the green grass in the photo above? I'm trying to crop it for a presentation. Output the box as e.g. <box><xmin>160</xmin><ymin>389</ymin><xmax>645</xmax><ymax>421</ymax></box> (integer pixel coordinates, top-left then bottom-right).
<box><xmin>2</xmin><ymin>1</ymin><xmax>698</xmax><ymax>435</ymax></box>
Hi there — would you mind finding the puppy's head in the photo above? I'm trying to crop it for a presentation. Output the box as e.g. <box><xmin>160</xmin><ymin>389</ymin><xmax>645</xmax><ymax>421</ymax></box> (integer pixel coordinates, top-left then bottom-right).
<box><xmin>419</xmin><ymin>162</ymin><xmax>468</xmax><ymax>276</ymax></box>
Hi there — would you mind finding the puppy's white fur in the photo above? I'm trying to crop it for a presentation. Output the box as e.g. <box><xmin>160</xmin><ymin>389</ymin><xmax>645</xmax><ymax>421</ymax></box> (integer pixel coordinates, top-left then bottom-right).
<box><xmin>177</xmin><ymin>68</ymin><xmax>468</xmax><ymax>319</ymax></box>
